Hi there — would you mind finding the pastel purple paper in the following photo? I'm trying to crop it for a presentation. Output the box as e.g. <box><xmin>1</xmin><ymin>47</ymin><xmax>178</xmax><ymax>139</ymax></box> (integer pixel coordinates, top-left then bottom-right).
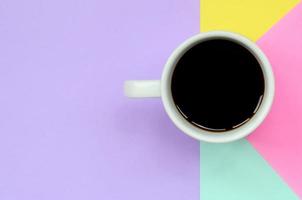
<box><xmin>0</xmin><ymin>0</ymin><xmax>199</xmax><ymax>199</ymax></box>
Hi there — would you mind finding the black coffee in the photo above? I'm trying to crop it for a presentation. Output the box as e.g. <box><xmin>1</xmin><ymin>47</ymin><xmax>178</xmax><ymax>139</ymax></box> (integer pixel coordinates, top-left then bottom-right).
<box><xmin>171</xmin><ymin>39</ymin><xmax>265</xmax><ymax>132</ymax></box>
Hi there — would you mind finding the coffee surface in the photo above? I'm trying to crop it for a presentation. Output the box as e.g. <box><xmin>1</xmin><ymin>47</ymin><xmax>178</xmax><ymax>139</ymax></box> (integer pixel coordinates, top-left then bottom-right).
<box><xmin>171</xmin><ymin>39</ymin><xmax>265</xmax><ymax>132</ymax></box>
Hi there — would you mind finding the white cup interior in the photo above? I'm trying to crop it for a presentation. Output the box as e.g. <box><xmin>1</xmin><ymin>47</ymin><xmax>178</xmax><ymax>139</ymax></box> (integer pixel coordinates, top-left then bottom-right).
<box><xmin>161</xmin><ymin>31</ymin><xmax>274</xmax><ymax>143</ymax></box>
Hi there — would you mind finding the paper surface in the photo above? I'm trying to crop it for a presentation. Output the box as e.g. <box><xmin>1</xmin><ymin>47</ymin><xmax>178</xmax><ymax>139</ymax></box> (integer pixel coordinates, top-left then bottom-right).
<box><xmin>201</xmin><ymin>0</ymin><xmax>300</xmax><ymax>41</ymax></box>
<box><xmin>0</xmin><ymin>0</ymin><xmax>200</xmax><ymax>199</ymax></box>
<box><xmin>200</xmin><ymin>0</ymin><xmax>301</xmax><ymax>199</ymax></box>
<box><xmin>201</xmin><ymin>140</ymin><xmax>298</xmax><ymax>200</ymax></box>
<box><xmin>250</xmin><ymin>2</ymin><xmax>302</xmax><ymax>197</ymax></box>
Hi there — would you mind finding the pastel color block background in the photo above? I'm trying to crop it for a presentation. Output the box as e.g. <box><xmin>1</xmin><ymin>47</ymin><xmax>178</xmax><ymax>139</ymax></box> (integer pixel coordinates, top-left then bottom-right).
<box><xmin>0</xmin><ymin>0</ymin><xmax>302</xmax><ymax>199</ymax></box>
<box><xmin>201</xmin><ymin>0</ymin><xmax>302</xmax><ymax>199</ymax></box>
<box><xmin>0</xmin><ymin>0</ymin><xmax>199</xmax><ymax>199</ymax></box>
<box><xmin>200</xmin><ymin>0</ymin><xmax>300</xmax><ymax>41</ymax></box>
<box><xmin>251</xmin><ymin>2</ymin><xmax>302</xmax><ymax>197</ymax></box>
<box><xmin>201</xmin><ymin>140</ymin><xmax>298</xmax><ymax>200</ymax></box>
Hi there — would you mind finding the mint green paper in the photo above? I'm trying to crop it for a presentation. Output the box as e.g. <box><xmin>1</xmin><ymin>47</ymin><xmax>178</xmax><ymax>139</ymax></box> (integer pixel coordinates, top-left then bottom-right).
<box><xmin>200</xmin><ymin>139</ymin><xmax>298</xmax><ymax>200</ymax></box>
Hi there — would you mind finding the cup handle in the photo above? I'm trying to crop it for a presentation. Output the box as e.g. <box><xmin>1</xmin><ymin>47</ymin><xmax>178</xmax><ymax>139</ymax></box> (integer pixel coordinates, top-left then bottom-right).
<box><xmin>124</xmin><ymin>80</ymin><xmax>161</xmax><ymax>98</ymax></box>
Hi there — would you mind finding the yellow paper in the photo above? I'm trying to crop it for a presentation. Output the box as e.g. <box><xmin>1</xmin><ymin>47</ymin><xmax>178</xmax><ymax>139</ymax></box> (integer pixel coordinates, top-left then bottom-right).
<box><xmin>200</xmin><ymin>0</ymin><xmax>300</xmax><ymax>41</ymax></box>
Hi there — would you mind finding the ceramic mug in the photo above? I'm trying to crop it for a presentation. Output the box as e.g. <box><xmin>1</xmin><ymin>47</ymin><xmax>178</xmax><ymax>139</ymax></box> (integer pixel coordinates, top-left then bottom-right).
<box><xmin>124</xmin><ymin>31</ymin><xmax>274</xmax><ymax>143</ymax></box>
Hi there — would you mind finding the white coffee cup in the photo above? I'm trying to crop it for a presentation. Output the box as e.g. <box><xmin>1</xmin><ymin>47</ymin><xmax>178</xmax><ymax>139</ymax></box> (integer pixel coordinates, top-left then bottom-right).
<box><xmin>124</xmin><ymin>31</ymin><xmax>274</xmax><ymax>143</ymax></box>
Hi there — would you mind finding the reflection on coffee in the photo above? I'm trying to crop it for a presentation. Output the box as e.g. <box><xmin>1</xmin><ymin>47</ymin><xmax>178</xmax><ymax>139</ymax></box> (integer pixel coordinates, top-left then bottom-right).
<box><xmin>171</xmin><ymin>39</ymin><xmax>265</xmax><ymax>132</ymax></box>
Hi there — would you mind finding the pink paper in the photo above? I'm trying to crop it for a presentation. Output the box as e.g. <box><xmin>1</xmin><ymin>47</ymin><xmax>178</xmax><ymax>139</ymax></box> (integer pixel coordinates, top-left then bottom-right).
<box><xmin>248</xmin><ymin>2</ymin><xmax>302</xmax><ymax>197</ymax></box>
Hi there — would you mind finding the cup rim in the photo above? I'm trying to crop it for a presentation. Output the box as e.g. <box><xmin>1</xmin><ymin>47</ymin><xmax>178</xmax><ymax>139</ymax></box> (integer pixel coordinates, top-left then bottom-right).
<box><xmin>161</xmin><ymin>31</ymin><xmax>275</xmax><ymax>143</ymax></box>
